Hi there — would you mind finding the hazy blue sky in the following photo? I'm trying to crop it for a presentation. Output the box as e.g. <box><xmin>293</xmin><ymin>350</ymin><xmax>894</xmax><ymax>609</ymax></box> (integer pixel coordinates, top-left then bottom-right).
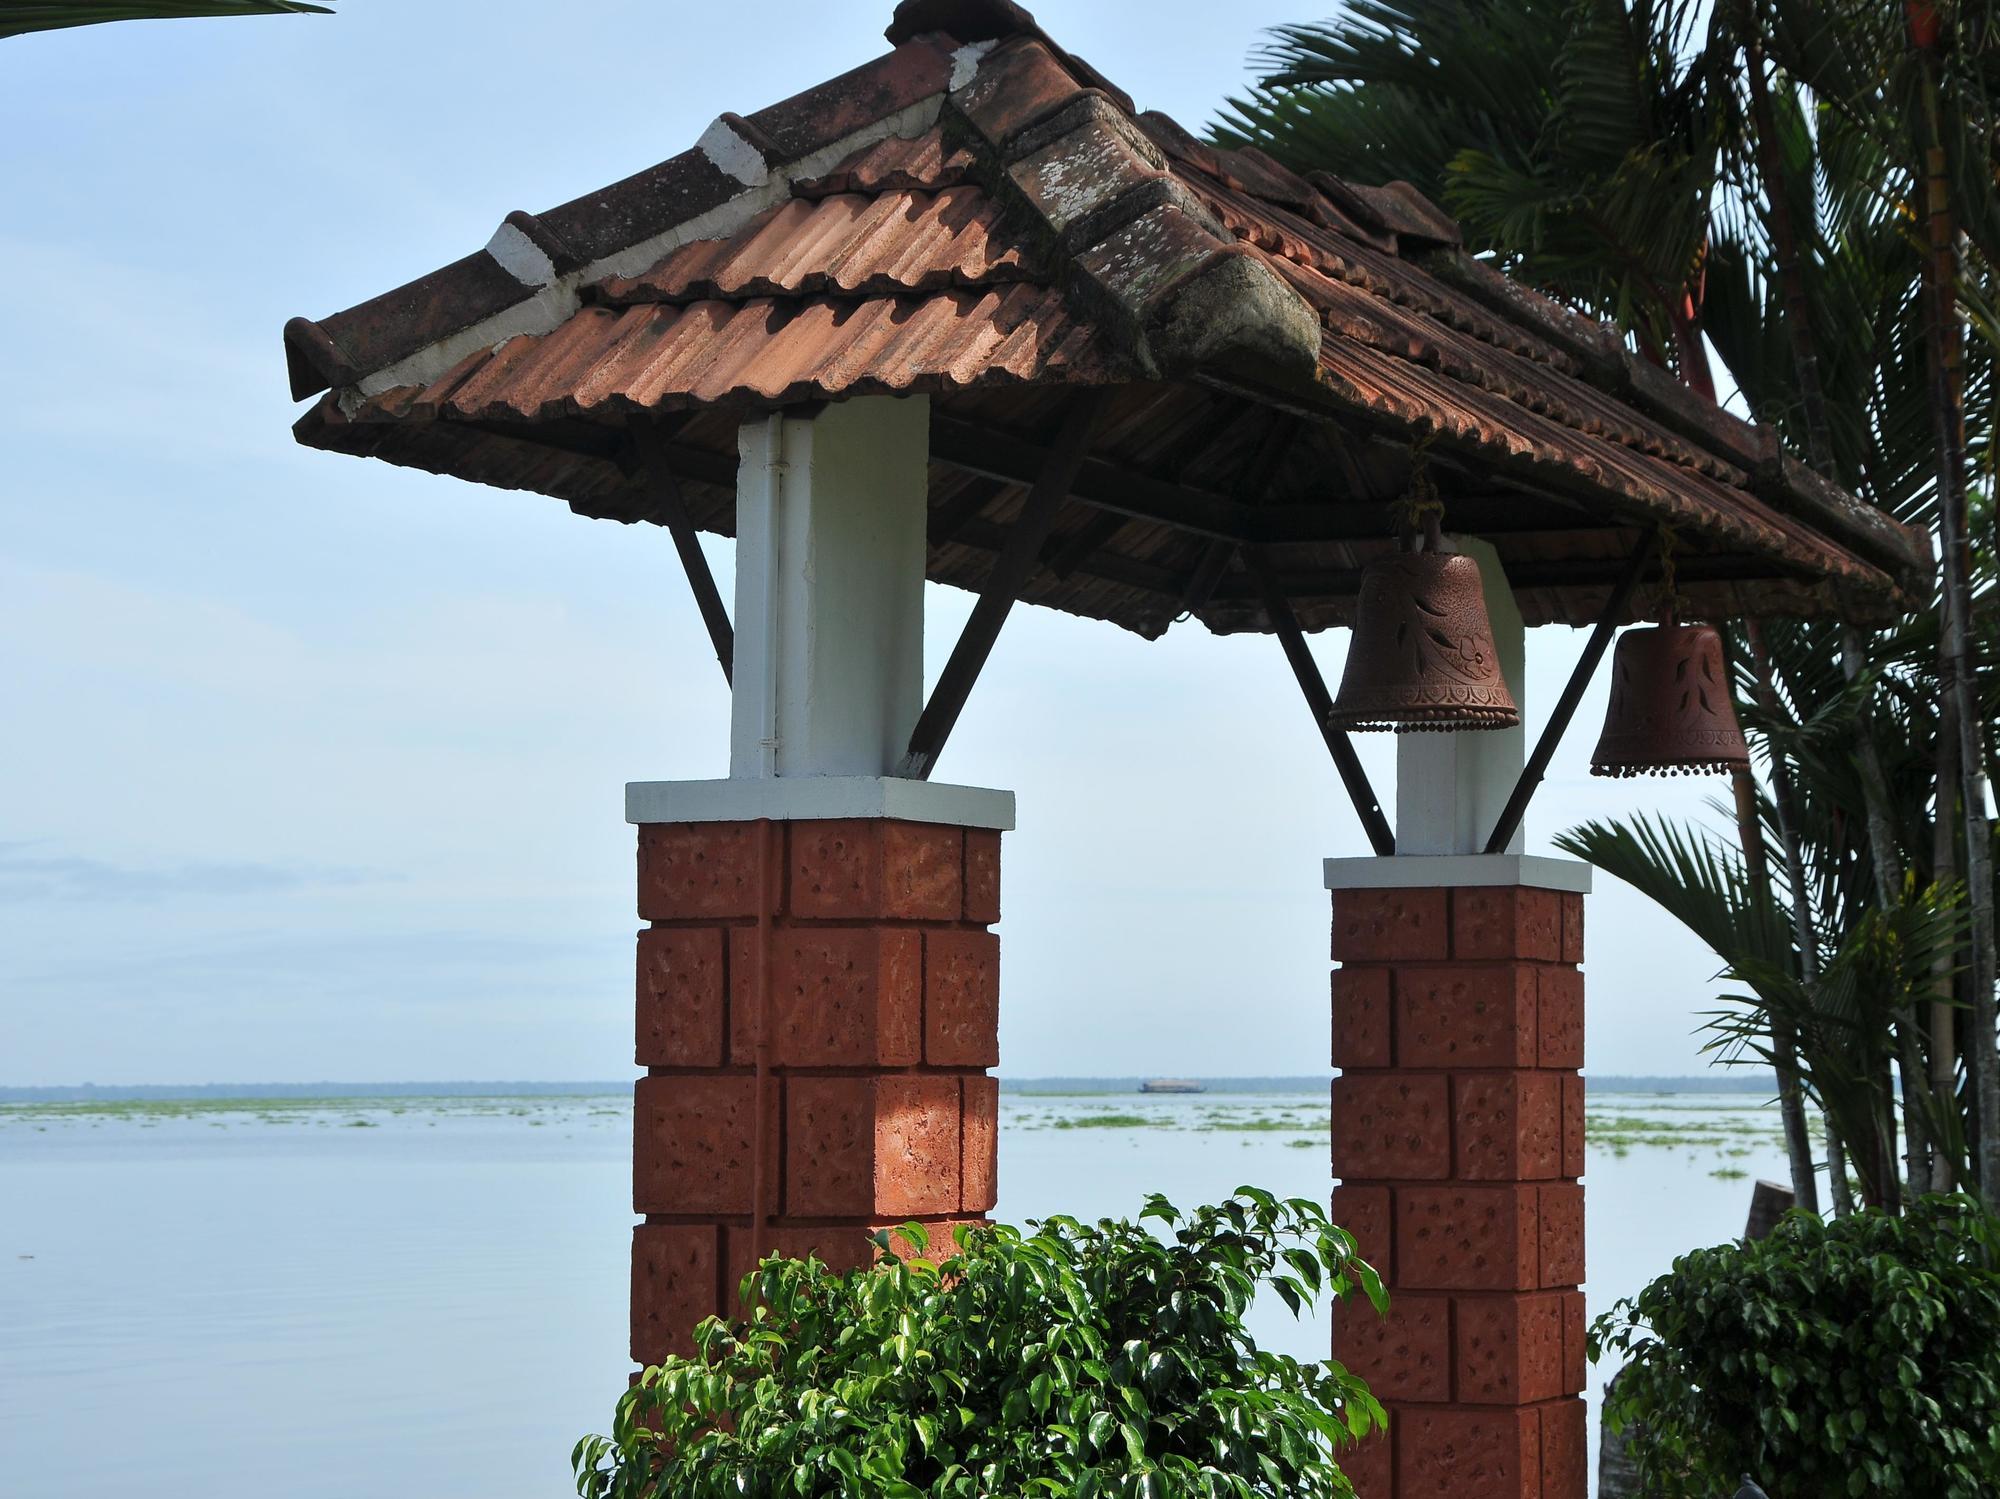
<box><xmin>0</xmin><ymin>0</ymin><xmax>1731</xmax><ymax>1085</ymax></box>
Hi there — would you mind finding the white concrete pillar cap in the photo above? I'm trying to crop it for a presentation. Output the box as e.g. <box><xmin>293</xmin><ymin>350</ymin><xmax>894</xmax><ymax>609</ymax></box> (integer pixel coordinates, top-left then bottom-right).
<box><xmin>1322</xmin><ymin>853</ymin><xmax>1591</xmax><ymax>893</ymax></box>
<box><xmin>626</xmin><ymin>776</ymin><xmax>1014</xmax><ymax>830</ymax></box>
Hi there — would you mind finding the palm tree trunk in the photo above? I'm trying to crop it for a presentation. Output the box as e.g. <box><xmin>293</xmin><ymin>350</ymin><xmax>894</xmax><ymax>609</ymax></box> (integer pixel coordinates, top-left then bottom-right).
<box><xmin>1739</xmin><ymin>40</ymin><xmax>1915</xmax><ymax>1205</ymax></box>
<box><xmin>1746</xmin><ymin>620</ymin><xmax>1850</xmax><ymax>1211</ymax></box>
<box><xmin>1826</xmin><ymin>1116</ymin><xmax>1857</xmax><ymax>1217</ymax></box>
<box><xmin>1913</xmin><ymin>26</ymin><xmax>2000</xmax><ymax>1200</ymax></box>
<box><xmin>1934</xmin><ymin>695</ymin><xmax>1962</xmax><ymax>1192</ymax></box>
<box><xmin>1879</xmin><ymin>1061</ymin><xmax>1904</xmax><ymax>1212</ymax></box>
<box><xmin>1731</xmin><ymin>741</ymin><xmax>1820</xmax><ymax>1210</ymax></box>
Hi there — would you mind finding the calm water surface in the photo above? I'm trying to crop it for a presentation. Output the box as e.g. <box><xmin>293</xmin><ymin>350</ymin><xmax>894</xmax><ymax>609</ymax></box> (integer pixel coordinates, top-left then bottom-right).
<box><xmin>0</xmin><ymin>1090</ymin><xmax>1789</xmax><ymax>1497</ymax></box>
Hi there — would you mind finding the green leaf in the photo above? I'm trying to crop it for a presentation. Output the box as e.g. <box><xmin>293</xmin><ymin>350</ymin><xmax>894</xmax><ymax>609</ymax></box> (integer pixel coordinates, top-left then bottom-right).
<box><xmin>573</xmin><ymin>1188</ymin><xmax>1397</xmax><ymax>1496</ymax></box>
<box><xmin>1</xmin><ymin>1</ymin><xmax>331</xmax><ymax>38</ymax></box>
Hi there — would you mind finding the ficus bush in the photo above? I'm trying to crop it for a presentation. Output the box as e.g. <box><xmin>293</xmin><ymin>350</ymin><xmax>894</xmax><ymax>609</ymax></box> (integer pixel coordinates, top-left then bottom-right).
<box><xmin>1592</xmin><ymin>1194</ymin><xmax>2000</xmax><ymax>1498</ymax></box>
<box><xmin>574</xmin><ymin>1188</ymin><xmax>1386</xmax><ymax>1499</ymax></box>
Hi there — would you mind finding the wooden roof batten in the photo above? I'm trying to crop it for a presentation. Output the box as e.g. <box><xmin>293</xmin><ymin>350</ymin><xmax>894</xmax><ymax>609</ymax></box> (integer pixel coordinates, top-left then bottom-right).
<box><xmin>282</xmin><ymin>0</ymin><xmax>1932</xmax><ymax>655</ymax></box>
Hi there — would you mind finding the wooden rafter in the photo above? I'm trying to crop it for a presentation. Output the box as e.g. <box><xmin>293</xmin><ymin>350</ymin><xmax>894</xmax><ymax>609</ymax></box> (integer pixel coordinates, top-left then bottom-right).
<box><xmin>1178</xmin><ymin>539</ymin><xmax>1237</xmax><ymax>614</ymax></box>
<box><xmin>1043</xmin><ymin>510</ymin><xmax>1130</xmax><ymax>579</ymax></box>
<box><xmin>928</xmin><ymin>412</ymin><xmax>1590</xmax><ymax>546</ymax></box>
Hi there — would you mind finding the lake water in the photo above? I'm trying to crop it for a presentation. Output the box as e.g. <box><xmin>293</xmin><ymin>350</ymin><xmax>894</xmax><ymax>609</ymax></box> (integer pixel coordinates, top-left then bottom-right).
<box><xmin>0</xmin><ymin>1088</ymin><xmax>1791</xmax><ymax>1497</ymax></box>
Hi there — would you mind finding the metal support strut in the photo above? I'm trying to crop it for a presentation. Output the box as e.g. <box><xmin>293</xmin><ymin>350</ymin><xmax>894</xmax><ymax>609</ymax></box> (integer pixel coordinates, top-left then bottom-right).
<box><xmin>1481</xmin><ymin>545</ymin><xmax>1651</xmax><ymax>854</ymax></box>
<box><xmin>898</xmin><ymin>390</ymin><xmax>1109</xmax><ymax>780</ymax></box>
<box><xmin>634</xmin><ymin>422</ymin><xmax>735</xmax><ymax>688</ymax></box>
<box><xmin>1245</xmin><ymin>552</ymin><xmax>1396</xmax><ymax>856</ymax></box>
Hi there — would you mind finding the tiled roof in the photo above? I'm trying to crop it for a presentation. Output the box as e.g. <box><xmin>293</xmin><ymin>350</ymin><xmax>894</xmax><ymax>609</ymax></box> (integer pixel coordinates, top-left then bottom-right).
<box><xmin>593</xmin><ymin>188</ymin><xmax>1029</xmax><ymax>303</ymax></box>
<box><xmin>362</xmin><ymin>283</ymin><xmax>1106</xmax><ymax>421</ymax></box>
<box><xmin>286</xmin><ymin>0</ymin><xmax>1929</xmax><ymax>636</ymax></box>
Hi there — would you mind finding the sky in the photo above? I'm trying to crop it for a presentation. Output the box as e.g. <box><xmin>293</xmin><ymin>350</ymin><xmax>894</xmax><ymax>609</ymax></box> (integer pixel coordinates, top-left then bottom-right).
<box><xmin>0</xmin><ymin>0</ymin><xmax>1734</xmax><ymax>1085</ymax></box>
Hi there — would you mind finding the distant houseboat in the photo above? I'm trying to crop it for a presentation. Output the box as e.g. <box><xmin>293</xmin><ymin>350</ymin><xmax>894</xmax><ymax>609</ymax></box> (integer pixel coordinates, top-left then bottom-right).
<box><xmin>1139</xmin><ymin>1078</ymin><xmax>1205</xmax><ymax>1095</ymax></box>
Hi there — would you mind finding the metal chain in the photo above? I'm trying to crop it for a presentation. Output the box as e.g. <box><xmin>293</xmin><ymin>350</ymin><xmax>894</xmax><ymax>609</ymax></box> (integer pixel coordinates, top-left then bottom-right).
<box><xmin>1653</xmin><ymin>523</ymin><xmax>1683</xmax><ymax>622</ymax></box>
<box><xmin>1394</xmin><ymin>429</ymin><xmax>1445</xmax><ymax>548</ymax></box>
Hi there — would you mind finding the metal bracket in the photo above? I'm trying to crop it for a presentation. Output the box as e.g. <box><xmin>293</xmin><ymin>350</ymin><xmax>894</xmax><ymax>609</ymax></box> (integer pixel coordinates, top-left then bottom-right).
<box><xmin>633</xmin><ymin>421</ymin><xmax>735</xmax><ymax>688</ymax></box>
<box><xmin>1481</xmin><ymin>545</ymin><xmax>1651</xmax><ymax>854</ymax></box>
<box><xmin>1244</xmin><ymin>552</ymin><xmax>1396</xmax><ymax>857</ymax></box>
<box><xmin>898</xmin><ymin>390</ymin><xmax>1109</xmax><ymax>780</ymax></box>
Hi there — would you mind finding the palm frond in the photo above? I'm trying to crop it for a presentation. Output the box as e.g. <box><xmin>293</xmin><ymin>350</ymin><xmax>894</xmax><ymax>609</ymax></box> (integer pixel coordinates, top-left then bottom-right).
<box><xmin>0</xmin><ymin>1</ymin><xmax>328</xmax><ymax>38</ymax></box>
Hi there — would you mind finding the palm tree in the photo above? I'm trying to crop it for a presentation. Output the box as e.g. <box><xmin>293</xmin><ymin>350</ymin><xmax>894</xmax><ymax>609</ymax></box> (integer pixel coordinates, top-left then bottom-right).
<box><xmin>0</xmin><ymin>2</ymin><xmax>328</xmax><ymax>39</ymax></box>
<box><xmin>1218</xmin><ymin>1</ymin><xmax>1730</xmax><ymax>393</ymax></box>
<box><xmin>1219</xmin><ymin>0</ymin><xmax>2000</xmax><ymax>1208</ymax></box>
<box><xmin>1553</xmin><ymin>815</ymin><xmax>1970</xmax><ymax>1207</ymax></box>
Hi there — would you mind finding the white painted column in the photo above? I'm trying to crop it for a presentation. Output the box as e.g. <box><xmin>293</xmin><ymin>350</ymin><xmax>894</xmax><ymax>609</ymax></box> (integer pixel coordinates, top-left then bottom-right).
<box><xmin>631</xmin><ymin>391</ymin><xmax>1010</xmax><ymax>827</ymax></box>
<box><xmin>1394</xmin><ymin>535</ymin><xmax>1527</xmax><ymax>855</ymax></box>
<box><xmin>729</xmin><ymin>395</ymin><xmax>929</xmax><ymax>780</ymax></box>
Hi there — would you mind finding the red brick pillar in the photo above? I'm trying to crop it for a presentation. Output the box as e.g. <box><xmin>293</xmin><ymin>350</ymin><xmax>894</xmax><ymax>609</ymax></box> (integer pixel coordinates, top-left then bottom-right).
<box><xmin>628</xmin><ymin>815</ymin><xmax>1001</xmax><ymax>1366</ymax></box>
<box><xmin>1328</xmin><ymin>877</ymin><xmax>1587</xmax><ymax>1499</ymax></box>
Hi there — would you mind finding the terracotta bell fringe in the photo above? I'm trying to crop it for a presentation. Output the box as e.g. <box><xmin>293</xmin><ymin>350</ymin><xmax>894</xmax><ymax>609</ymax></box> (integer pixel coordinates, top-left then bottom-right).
<box><xmin>1589</xmin><ymin>623</ymin><xmax>1750</xmax><ymax>777</ymax></box>
<box><xmin>1327</xmin><ymin>541</ymin><xmax>1520</xmax><ymax>733</ymax></box>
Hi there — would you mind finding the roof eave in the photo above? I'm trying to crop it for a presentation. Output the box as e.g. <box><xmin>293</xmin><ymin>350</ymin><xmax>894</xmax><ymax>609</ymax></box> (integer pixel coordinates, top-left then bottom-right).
<box><xmin>283</xmin><ymin>28</ymin><xmax>964</xmax><ymax>400</ymax></box>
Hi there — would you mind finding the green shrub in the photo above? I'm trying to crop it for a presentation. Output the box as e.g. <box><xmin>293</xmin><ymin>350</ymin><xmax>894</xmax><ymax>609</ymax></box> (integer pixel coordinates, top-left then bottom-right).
<box><xmin>1592</xmin><ymin>1194</ymin><xmax>2000</xmax><ymax>1497</ymax></box>
<box><xmin>575</xmin><ymin>1189</ymin><xmax>1386</xmax><ymax>1499</ymax></box>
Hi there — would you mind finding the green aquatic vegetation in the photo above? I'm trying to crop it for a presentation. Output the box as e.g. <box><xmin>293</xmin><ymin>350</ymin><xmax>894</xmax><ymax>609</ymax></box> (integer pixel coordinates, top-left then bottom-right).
<box><xmin>1709</xmin><ymin>1167</ymin><xmax>1747</xmax><ymax>1180</ymax></box>
<box><xmin>1204</xmin><ymin>1116</ymin><xmax>1322</xmax><ymax>1133</ymax></box>
<box><xmin>1287</xmin><ymin>1138</ymin><xmax>1321</xmax><ymax>1149</ymax></box>
<box><xmin>346</xmin><ymin>1119</ymin><xmax>376</xmax><ymax>1128</ymax></box>
<box><xmin>1585</xmin><ymin>1108</ymin><xmax>1783</xmax><ymax>1158</ymax></box>
<box><xmin>1050</xmin><ymin>1114</ymin><xmax>1164</xmax><ymax>1130</ymax></box>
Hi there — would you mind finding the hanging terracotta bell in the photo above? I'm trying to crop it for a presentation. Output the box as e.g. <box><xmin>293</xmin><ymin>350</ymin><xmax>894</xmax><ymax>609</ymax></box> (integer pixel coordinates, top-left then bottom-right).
<box><xmin>1589</xmin><ymin>623</ymin><xmax>1750</xmax><ymax>776</ymax></box>
<box><xmin>1327</xmin><ymin>533</ymin><xmax>1520</xmax><ymax>733</ymax></box>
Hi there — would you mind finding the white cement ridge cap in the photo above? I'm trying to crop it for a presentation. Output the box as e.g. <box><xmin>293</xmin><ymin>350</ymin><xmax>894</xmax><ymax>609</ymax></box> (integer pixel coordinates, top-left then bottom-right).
<box><xmin>352</xmin><ymin>95</ymin><xmax>945</xmax><ymax>400</ymax></box>
<box><xmin>696</xmin><ymin>115</ymin><xmax>771</xmax><ymax>187</ymax></box>
<box><xmin>949</xmin><ymin>38</ymin><xmax>998</xmax><ymax>91</ymax></box>
<box><xmin>483</xmin><ymin>219</ymin><xmax>559</xmax><ymax>287</ymax></box>
<box><xmin>626</xmin><ymin>776</ymin><xmax>1015</xmax><ymax>830</ymax></box>
<box><xmin>1322</xmin><ymin>853</ymin><xmax>1592</xmax><ymax>894</ymax></box>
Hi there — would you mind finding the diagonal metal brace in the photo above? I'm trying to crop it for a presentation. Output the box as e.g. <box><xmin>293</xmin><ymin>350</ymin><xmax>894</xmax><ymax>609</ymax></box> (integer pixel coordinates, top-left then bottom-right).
<box><xmin>898</xmin><ymin>389</ymin><xmax>1109</xmax><ymax>780</ymax></box>
<box><xmin>1481</xmin><ymin>545</ymin><xmax>1651</xmax><ymax>854</ymax></box>
<box><xmin>633</xmin><ymin>421</ymin><xmax>735</xmax><ymax>688</ymax></box>
<box><xmin>1244</xmin><ymin>552</ymin><xmax>1395</xmax><ymax>857</ymax></box>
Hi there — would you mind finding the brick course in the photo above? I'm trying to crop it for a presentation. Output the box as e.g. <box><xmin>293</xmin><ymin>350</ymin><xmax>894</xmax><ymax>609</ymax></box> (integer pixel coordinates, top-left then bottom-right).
<box><xmin>1332</xmin><ymin>887</ymin><xmax>1449</xmax><ymax>963</ymax></box>
<box><xmin>1396</xmin><ymin>1406</ymin><xmax>1541</xmax><ymax>1499</ymax></box>
<box><xmin>1332</xmin><ymin>966</ymin><xmax>1393</xmax><ymax>1069</ymax></box>
<box><xmin>1397</xmin><ymin>964</ymin><xmax>1538</xmax><ymax>1069</ymax></box>
<box><xmin>630</xmin><ymin>818</ymin><xmax>1002</xmax><ymax>1364</ymax></box>
<box><xmin>1330</xmin><ymin>880</ymin><xmax>1586</xmax><ymax>1499</ymax></box>
<box><xmin>635</xmin><ymin>927</ymin><xmax>726</xmax><ymax>1068</ymax></box>
<box><xmin>1333</xmin><ymin>1292</ymin><xmax>1451</xmax><ymax>1403</ymax></box>
<box><xmin>1332</xmin><ymin>1074</ymin><xmax>1451</xmax><ymax>1180</ymax></box>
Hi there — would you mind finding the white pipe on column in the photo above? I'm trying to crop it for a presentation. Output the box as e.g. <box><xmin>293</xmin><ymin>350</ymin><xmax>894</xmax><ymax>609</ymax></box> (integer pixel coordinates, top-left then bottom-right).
<box><xmin>750</xmin><ymin>412</ymin><xmax>785</xmax><ymax>778</ymax></box>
